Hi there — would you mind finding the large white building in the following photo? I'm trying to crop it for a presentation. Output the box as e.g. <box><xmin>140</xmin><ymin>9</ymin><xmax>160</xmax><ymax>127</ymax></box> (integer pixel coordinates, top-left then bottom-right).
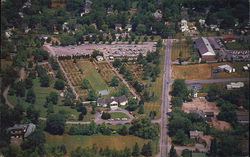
<box><xmin>195</xmin><ymin>37</ymin><xmax>216</xmax><ymax>58</ymax></box>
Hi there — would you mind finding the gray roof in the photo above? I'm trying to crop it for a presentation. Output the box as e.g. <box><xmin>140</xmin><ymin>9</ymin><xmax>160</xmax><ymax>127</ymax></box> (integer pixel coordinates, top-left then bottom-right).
<box><xmin>236</xmin><ymin>112</ymin><xmax>249</xmax><ymax>122</ymax></box>
<box><xmin>187</xmin><ymin>83</ymin><xmax>202</xmax><ymax>90</ymax></box>
<box><xmin>98</xmin><ymin>90</ymin><xmax>109</xmax><ymax>95</ymax></box>
<box><xmin>8</xmin><ymin>123</ymin><xmax>36</xmax><ymax>138</ymax></box>
<box><xmin>195</xmin><ymin>37</ymin><xmax>215</xmax><ymax>56</ymax></box>
<box><xmin>97</xmin><ymin>95</ymin><xmax>128</xmax><ymax>104</ymax></box>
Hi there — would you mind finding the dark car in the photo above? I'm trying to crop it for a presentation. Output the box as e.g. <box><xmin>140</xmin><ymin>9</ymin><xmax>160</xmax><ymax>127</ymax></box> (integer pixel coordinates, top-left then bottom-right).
<box><xmin>212</xmin><ymin>69</ymin><xmax>221</xmax><ymax>73</ymax></box>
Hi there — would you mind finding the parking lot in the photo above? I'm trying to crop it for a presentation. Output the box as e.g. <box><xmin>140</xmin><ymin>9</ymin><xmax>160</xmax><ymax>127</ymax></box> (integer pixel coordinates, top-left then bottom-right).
<box><xmin>48</xmin><ymin>42</ymin><xmax>156</xmax><ymax>58</ymax></box>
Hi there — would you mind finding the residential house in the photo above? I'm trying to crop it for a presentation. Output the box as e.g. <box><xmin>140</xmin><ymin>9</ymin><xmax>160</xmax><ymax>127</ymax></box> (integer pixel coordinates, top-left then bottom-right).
<box><xmin>195</xmin><ymin>37</ymin><xmax>216</xmax><ymax>58</ymax></box>
<box><xmin>236</xmin><ymin>112</ymin><xmax>249</xmax><ymax>124</ymax></box>
<box><xmin>223</xmin><ymin>37</ymin><xmax>236</xmax><ymax>43</ymax></box>
<box><xmin>125</xmin><ymin>24</ymin><xmax>132</xmax><ymax>32</ymax></box>
<box><xmin>84</xmin><ymin>0</ymin><xmax>92</xmax><ymax>14</ymax></box>
<box><xmin>7</xmin><ymin>123</ymin><xmax>36</xmax><ymax>139</ymax></box>
<box><xmin>62</xmin><ymin>22</ymin><xmax>69</xmax><ymax>31</ymax></box>
<box><xmin>190</xmin><ymin>130</ymin><xmax>204</xmax><ymax>139</ymax></box>
<box><xmin>107</xmin><ymin>6</ymin><xmax>113</xmax><ymax>15</ymax></box>
<box><xmin>204</xmin><ymin>112</ymin><xmax>214</xmax><ymax>118</ymax></box>
<box><xmin>97</xmin><ymin>96</ymin><xmax>128</xmax><ymax>110</ymax></box>
<box><xmin>199</xmin><ymin>19</ymin><xmax>205</xmax><ymax>26</ymax></box>
<box><xmin>187</xmin><ymin>83</ymin><xmax>202</xmax><ymax>98</ymax></box>
<box><xmin>153</xmin><ymin>9</ymin><xmax>163</xmax><ymax>21</ymax></box>
<box><xmin>115</xmin><ymin>24</ymin><xmax>122</xmax><ymax>31</ymax></box>
<box><xmin>53</xmin><ymin>29</ymin><xmax>59</xmax><ymax>35</ymax></box>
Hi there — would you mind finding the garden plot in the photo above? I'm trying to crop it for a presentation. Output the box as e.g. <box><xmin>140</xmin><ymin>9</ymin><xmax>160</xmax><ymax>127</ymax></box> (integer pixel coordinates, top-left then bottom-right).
<box><xmin>124</xmin><ymin>63</ymin><xmax>144</xmax><ymax>81</ymax></box>
<box><xmin>95</xmin><ymin>62</ymin><xmax>117</xmax><ymax>82</ymax></box>
<box><xmin>40</xmin><ymin>62</ymin><xmax>55</xmax><ymax>78</ymax></box>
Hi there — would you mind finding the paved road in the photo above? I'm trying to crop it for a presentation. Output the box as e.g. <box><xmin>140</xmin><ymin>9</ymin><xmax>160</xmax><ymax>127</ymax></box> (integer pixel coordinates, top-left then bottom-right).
<box><xmin>186</xmin><ymin>77</ymin><xmax>249</xmax><ymax>84</ymax></box>
<box><xmin>157</xmin><ymin>39</ymin><xmax>172</xmax><ymax>157</ymax></box>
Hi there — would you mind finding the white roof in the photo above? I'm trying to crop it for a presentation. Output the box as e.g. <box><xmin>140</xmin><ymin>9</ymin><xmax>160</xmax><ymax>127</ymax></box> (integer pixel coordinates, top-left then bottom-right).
<box><xmin>201</xmin><ymin>37</ymin><xmax>215</xmax><ymax>55</ymax></box>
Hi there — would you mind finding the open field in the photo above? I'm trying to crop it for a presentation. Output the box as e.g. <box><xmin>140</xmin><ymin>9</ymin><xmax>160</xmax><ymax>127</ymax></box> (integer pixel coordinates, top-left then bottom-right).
<box><xmin>171</xmin><ymin>41</ymin><xmax>193</xmax><ymax>61</ymax></box>
<box><xmin>172</xmin><ymin>62</ymin><xmax>249</xmax><ymax>80</ymax></box>
<box><xmin>76</xmin><ymin>60</ymin><xmax>109</xmax><ymax>91</ymax></box>
<box><xmin>110</xmin><ymin>112</ymin><xmax>130</xmax><ymax>119</ymax></box>
<box><xmin>45</xmin><ymin>133</ymin><xmax>149</xmax><ymax>152</ymax></box>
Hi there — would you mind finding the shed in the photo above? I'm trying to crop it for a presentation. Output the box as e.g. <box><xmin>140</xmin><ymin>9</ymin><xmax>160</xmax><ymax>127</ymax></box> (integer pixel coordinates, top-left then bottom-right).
<box><xmin>96</xmin><ymin>55</ymin><xmax>104</xmax><ymax>61</ymax></box>
<box><xmin>98</xmin><ymin>90</ymin><xmax>109</xmax><ymax>96</ymax></box>
<box><xmin>236</xmin><ymin>112</ymin><xmax>249</xmax><ymax>123</ymax></box>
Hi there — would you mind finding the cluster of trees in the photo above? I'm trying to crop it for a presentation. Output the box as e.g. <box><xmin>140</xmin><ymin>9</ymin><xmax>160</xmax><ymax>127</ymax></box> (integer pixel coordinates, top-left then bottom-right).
<box><xmin>68</xmin><ymin>122</ymin><xmax>112</xmax><ymax>136</ymax></box>
<box><xmin>168</xmin><ymin>109</ymin><xmax>210</xmax><ymax>145</ymax></box>
<box><xmin>171</xmin><ymin>79</ymin><xmax>191</xmax><ymax>103</ymax></box>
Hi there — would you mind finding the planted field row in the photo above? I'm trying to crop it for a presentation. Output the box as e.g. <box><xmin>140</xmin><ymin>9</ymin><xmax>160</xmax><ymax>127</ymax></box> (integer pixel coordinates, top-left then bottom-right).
<box><xmin>97</xmin><ymin>63</ymin><xmax>116</xmax><ymax>82</ymax></box>
<box><xmin>60</xmin><ymin>60</ymin><xmax>79</xmax><ymax>73</ymax></box>
<box><xmin>67</xmin><ymin>72</ymin><xmax>83</xmax><ymax>86</ymax></box>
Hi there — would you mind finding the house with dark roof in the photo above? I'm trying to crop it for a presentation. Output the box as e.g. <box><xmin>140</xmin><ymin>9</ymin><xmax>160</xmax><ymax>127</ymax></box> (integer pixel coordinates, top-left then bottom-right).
<box><xmin>97</xmin><ymin>96</ymin><xmax>128</xmax><ymax>110</ymax></box>
<box><xmin>195</xmin><ymin>37</ymin><xmax>216</xmax><ymax>58</ymax></box>
<box><xmin>7</xmin><ymin>123</ymin><xmax>36</xmax><ymax>139</ymax></box>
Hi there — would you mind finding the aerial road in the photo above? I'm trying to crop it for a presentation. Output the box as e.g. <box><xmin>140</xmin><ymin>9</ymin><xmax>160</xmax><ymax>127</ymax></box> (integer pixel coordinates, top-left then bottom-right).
<box><xmin>157</xmin><ymin>39</ymin><xmax>172</xmax><ymax>157</ymax></box>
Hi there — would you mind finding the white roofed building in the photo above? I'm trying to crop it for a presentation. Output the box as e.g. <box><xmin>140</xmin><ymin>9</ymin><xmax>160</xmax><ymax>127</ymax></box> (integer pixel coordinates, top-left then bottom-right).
<box><xmin>195</xmin><ymin>37</ymin><xmax>216</xmax><ymax>58</ymax></box>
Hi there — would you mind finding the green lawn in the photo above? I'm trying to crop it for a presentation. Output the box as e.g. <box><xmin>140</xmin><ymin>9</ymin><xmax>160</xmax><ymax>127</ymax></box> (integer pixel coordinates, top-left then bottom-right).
<box><xmin>0</xmin><ymin>59</ymin><xmax>12</xmax><ymax>70</ymax></box>
<box><xmin>76</xmin><ymin>60</ymin><xmax>109</xmax><ymax>92</ymax></box>
<box><xmin>110</xmin><ymin>112</ymin><xmax>130</xmax><ymax>119</ymax></box>
<box><xmin>45</xmin><ymin>133</ymin><xmax>150</xmax><ymax>152</ymax></box>
<box><xmin>8</xmin><ymin>78</ymin><xmax>82</xmax><ymax>120</ymax></box>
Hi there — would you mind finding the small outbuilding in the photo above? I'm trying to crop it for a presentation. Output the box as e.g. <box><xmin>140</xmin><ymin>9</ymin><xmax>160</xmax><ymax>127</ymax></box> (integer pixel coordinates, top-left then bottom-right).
<box><xmin>96</xmin><ymin>55</ymin><xmax>104</xmax><ymax>61</ymax></box>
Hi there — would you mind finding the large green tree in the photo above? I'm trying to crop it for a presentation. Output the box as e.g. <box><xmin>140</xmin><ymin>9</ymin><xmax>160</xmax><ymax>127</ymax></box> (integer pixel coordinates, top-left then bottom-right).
<box><xmin>45</xmin><ymin>113</ymin><xmax>66</xmax><ymax>135</ymax></box>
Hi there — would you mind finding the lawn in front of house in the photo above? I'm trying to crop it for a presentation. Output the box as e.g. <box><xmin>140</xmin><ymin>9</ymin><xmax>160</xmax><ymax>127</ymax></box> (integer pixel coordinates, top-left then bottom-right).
<box><xmin>172</xmin><ymin>62</ymin><xmax>249</xmax><ymax>80</ymax></box>
<box><xmin>110</xmin><ymin>112</ymin><xmax>130</xmax><ymax>119</ymax></box>
<box><xmin>45</xmin><ymin>133</ymin><xmax>150</xmax><ymax>152</ymax></box>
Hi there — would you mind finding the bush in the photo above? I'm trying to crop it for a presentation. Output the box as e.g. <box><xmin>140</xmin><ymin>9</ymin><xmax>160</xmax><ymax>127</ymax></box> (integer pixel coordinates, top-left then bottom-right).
<box><xmin>101</xmin><ymin>112</ymin><xmax>111</xmax><ymax>120</ymax></box>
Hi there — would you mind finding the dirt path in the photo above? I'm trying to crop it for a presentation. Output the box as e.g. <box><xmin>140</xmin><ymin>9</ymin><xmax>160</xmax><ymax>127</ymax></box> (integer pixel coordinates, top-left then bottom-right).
<box><xmin>3</xmin><ymin>67</ymin><xmax>25</xmax><ymax>109</ymax></box>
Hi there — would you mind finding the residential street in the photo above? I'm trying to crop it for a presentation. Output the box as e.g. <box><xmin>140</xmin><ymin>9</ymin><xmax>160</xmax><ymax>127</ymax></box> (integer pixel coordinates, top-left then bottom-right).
<box><xmin>156</xmin><ymin>39</ymin><xmax>172</xmax><ymax>157</ymax></box>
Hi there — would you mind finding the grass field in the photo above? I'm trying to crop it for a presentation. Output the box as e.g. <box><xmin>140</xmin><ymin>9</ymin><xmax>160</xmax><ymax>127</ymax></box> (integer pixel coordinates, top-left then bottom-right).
<box><xmin>76</xmin><ymin>60</ymin><xmax>109</xmax><ymax>92</ymax></box>
<box><xmin>142</xmin><ymin>46</ymin><xmax>165</xmax><ymax>119</ymax></box>
<box><xmin>171</xmin><ymin>41</ymin><xmax>193</xmax><ymax>61</ymax></box>
<box><xmin>45</xmin><ymin>133</ymin><xmax>149</xmax><ymax>152</ymax></box>
<box><xmin>110</xmin><ymin>112</ymin><xmax>130</xmax><ymax>119</ymax></box>
<box><xmin>172</xmin><ymin>62</ymin><xmax>249</xmax><ymax>80</ymax></box>
<box><xmin>0</xmin><ymin>59</ymin><xmax>12</xmax><ymax>70</ymax></box>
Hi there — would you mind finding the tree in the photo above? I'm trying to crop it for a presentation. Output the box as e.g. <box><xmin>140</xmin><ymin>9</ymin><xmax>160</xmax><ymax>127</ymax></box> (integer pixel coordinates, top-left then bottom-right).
<box><xmin>25</xmin><ymin>77</ymin><xmax>33</xmax><ymax>89</ymax></box>
<box><xmin>141</xmin><ymin>142</ymin><xmax>152</xmax><ymax>157</ymax></box>
<box><xmin>138</xmin><ymin>105</ymin><xmax>144</xmax><ymax>114</ymax></box>
<box><xmin>47</xmin><ymin>104</ymin><xmax>54</xmax><ymax>115</ymax></box>
<box><xmin>14</xmin><ymin>81</ymin><xmax>26</xmax><ymax>97</ymax></box>
<box><xmin>169</xmin><ymin>145</ymin><xmax>178</xmax><ymax>157</ymax></box>
<box><xmin>129</xmin><ymin>117</ymin><xmax>159</xmax><ymax>139</ymax></box>
<box><xmin>119</xmin><ymin>125</ymin><xmax>128</xmax><ymax>135</ymax></box>
<box><xmin>173</xmin><ymin>129</ymin><xmax>188</xmax><ymax>145</ymax></box>
<box><xmin>132</xmin><ymin>143</ymin><xmax>140</xmax><ymax>156</ymax></box>
<box><xmin>126</xmin><ymin>98</ymin><xmax>138</xmax><ymax>111</ymax></box>
<box><xmin>40</xmin><ymin>74</ymin><xmax>50</xmax><ymax>87</ymax></box>
<box><xmin>210</xmin><ymin>138</ymin><xmax>217</xmax><ymax>156</ymax></box>
<box><xmin>46</xmin><ymin>92</ymin><xmax>58</xmax><ymax>105</ymax></box>
<box><xmin>136</xmin><ymin>24</ymin><xmax>146</xmax><ymax>35</ymax></box>
<box><xmin>45</xmin><ymin>113</ymin><xmax>66</xmax><ymax>135</ymax></box>
<box><xmin>26</xmin><ymin>105</ymin><xmax>39</xmax><ymax>124</ymax></box>
<box><xmin>54</xmin><ymin>79</ymin><xmax>65</xmax><ymax>90</ymax></box>
<box><xmin>101</xmin><ymin>112</ymin><xmax>111</xmax><ymax>120</ymax></box>
<box><xmin>81</xmin><ymin>79</ymin><xmax>90</xmax><ymax>89</ymax></box>
<box><xmin>110</xmin><ymin>76</ymin><xmax>119</xmax><ymax>87</ymax></box>
<box><xmin>171</xmin><ymin>79</ymin><xmax>189</xmax><ymax>101</ymax></box>
<box><xmin>21</xmin><ymin>129</ymin><xmax>45</xmax><ymax>155</ymax></box>
<box><xmin>171</xmin><ymin>97</ymin><xmax>183</xmax><ymax>107</ymax></box>
<box><xmin>26</xmin><ymin>88</ymin><xmax>36</xmax><ymax>104</ymax></box>
<box><xmin>113</xmin><ymin>59</ymin><xmax>122</xmax><ymax>68</ymax></box>
<box><xmin>87</xmin><ymin>89</ymin><xmax>97</xmax><ymax>101</ymax></box>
